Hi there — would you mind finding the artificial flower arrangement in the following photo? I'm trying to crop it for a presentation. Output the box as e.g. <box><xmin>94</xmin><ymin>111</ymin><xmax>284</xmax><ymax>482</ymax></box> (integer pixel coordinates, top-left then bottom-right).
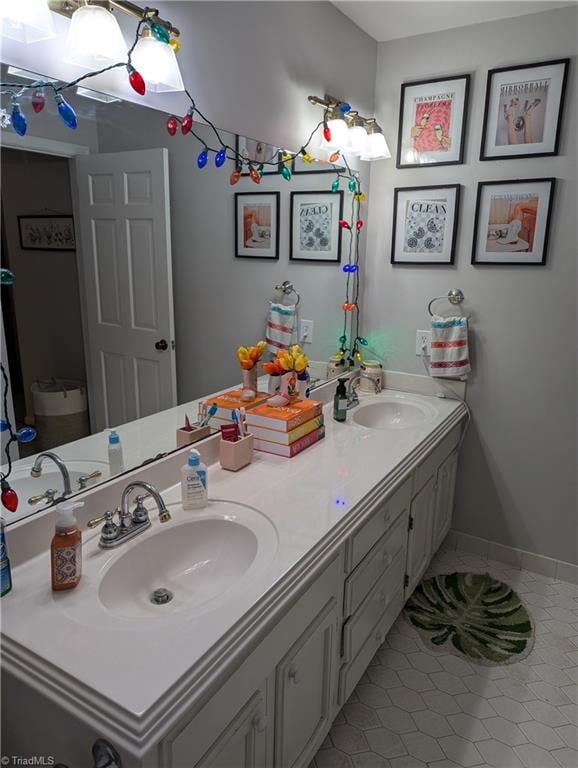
<box><xmin>236</xmin><ymin>341</ymin><xmax>267</xmax><ymax>401</ymax></box>
<box><xmin>263</xmin><ymin>345</ymin><xmax>309</xmax><ymax>405</ymax></box>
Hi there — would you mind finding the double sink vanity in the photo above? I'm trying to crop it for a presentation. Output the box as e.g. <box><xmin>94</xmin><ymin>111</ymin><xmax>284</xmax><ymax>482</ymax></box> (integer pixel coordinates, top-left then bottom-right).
<box><xmin>1</xmin><ymin>374</ymin><xmax>467</xmax><ymax>768</ymax></box>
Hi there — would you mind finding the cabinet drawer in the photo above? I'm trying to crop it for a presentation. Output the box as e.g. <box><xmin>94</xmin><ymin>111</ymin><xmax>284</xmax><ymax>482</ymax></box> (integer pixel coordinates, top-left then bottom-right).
<box><xmin>342</xmin><ymin>548</ymin><xmax>405</xmax><ymax>663</ymax></box>
<box><xmin>348</xmin><ymin>477</ymin><xmax>412</xmax><ymax>571</ymax></box>
<box><xmin>344</xmin><ymin>510</ymin><xmax>408</xmax><ymax>618</ymax></box>
<box><xmin>338</xmin><ymin>589</ymin><xmax>404</xmax><ymax>705</ymax></box>
<box><xmin>413</xmin><ymin>424</ymin><xmax>460</xmax><ymax>494</ymax></box>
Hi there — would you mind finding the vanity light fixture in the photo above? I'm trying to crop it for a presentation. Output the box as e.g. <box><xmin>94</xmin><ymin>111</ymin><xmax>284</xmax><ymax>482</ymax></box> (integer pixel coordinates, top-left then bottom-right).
<box><xmin>360</xmin><ymin>118</ymin><xmax>391</xmax><ymax>161</ymax></box>
<box><xmin>345</xmin><ymin>111</ymin><xmax>368</xmax><ymax>156</ymax></box>
<box><xmin>131</xmin><ymin>25</ymin><xmax>184</xmax><ymax>92</ymax></box>
<box><xmin>64</xmin><ymin>4</ymin><xmax>127</xmax><ymax>69</ymax></box>
<box><xmin>0</xmin><ymin>0</ymin><xmax>56</xmax><ymax>44</ymax></box>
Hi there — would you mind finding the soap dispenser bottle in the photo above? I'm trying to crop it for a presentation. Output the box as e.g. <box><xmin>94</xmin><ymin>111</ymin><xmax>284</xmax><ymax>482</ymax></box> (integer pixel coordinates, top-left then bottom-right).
<box><xmin>333</xmin><ymin>378</ymin><xmax>348</xmax><ymax>423</ymax></box>
<box><xmin>51</xmin><ymin>501</ymin><xmax>84</xmax><ymax>591</ymax></box>
<box><xmin>108</xmin><ymin>430</ymin><xmax>124</xmax><ymax>476</ymax></box>
<box><xmin>181</xmin><ymin>449</ymin><xmax>208</xmax><ymax>510</ymax></box>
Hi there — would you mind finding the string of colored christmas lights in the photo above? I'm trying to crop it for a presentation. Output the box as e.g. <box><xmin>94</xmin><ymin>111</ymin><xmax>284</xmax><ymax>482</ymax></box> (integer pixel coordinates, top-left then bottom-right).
<box><xmin>0</xmin><ymin>8</ymin><xmax>367</xmax><ymax>371</ymax></box>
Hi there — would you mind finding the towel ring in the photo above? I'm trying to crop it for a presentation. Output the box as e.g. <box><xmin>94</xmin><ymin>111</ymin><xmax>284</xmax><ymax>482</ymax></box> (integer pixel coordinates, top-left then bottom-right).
<box><xmin>274</xmin><ymin>280</ymin><xmax>300</xmax><ymax>307</ymax></box>
<box><xmin>428</xmin><ymin>288</ymin><xmax>465</xmax><ymax>317</ymax></box>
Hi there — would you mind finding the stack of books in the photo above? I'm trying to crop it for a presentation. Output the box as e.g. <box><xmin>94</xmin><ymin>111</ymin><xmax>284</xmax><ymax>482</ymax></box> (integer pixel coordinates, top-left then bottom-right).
<box><xmin>205</xmin><ymin>389</ymin><xmax>271</xmax><ymax>429</ymax></box>
<box><xmin>245</xmin><ymin>399</ymin><xmax>325</xmax><ymax>457</ymax></box>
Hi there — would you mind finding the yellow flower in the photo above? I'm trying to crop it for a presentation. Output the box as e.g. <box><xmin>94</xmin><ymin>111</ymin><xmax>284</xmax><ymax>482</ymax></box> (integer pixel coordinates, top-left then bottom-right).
<box><xmin>236</xmin><ymin>346</ymin><xmax>249</xmax><ymax>362</ymax></box>
<box><xmin>294</xmin><ymin>354</ymin><xmax>308</xmax><ymax>373</ymax></box>
<box><xmin>277</xmin><ymin>351</ymin><xmax>294</xmax><ymax>371</ymax></box>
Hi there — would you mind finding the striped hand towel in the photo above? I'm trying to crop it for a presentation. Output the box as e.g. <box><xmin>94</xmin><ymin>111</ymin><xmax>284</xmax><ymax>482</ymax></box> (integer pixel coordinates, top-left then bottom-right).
<box><xmin>430</xmin><ymin>315</ymin><xmax>471</xmax><ymax>378</ymax></box>
<box><xmin>266</xmin><ymin>302</ymin><xmax>296</xmax><ymax>353</ymax></box>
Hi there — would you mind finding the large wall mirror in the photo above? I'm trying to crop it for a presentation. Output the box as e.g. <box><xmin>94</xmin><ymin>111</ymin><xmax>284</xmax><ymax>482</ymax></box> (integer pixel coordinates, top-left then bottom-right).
<box><xmin>0</xmin><ymin>65</ymin><xmax>368</xmax><ymax>524</ymax></box>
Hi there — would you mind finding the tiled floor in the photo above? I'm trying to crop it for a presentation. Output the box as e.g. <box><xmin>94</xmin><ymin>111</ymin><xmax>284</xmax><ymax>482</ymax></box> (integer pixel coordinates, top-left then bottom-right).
<box><xmin>311</xmin><ymin>546</ymin><xmax>578</xmax><ymax>768</ymax></box>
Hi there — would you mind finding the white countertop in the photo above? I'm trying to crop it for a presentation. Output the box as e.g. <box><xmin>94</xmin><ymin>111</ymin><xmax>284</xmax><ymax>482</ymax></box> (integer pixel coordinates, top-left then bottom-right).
<box><xmin>1</xmin><ymin>388</ymin><xmax>465</xmax><ymax>754</ymax></box>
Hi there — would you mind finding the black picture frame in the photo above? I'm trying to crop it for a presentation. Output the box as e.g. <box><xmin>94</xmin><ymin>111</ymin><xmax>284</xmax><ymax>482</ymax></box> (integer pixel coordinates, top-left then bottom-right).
<box><xmin>235</xmin><ymin>135</ymin><xmax>280</xmax><ymax>175</ymax></box>
<box><xmin>289</xmin><ymin>190</ymin><xmax>344</xmax><ymax>264</ymax></box>
<box><xmin>471</xmin><ymin>178</ymin><xmax>556</xmax><ymax>266</ymax></box>
<box><xmin>480</xmin><ymin>59</ymin><xmax>569</xmax><ymax>161</ymax></box>
<box><xmin>396</xmin><ymin>74</ymin><xmax>471</xmax><ymax>169</ymax></box>
<box><xmin>391</xmin><ymin>184</ymin><xmax>461</xmax><ymax>265</ymax></box>
<box><xmin>234</xmin><ymin>191</ymin><xmax>280</xmax><ymax>260</ymax></box>
<box><xmin>18</xmin><ymin>214</ymin><xmax>76</xmax><ymax>251</ymax></box>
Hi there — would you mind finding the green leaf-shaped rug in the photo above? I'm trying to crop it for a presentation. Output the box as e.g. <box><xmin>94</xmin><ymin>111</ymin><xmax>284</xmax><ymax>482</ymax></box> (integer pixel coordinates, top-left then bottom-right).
<box><xmin>404</xmin><ymin>572</ymin><xmax>534</xmax><ymax>665</ymax></box>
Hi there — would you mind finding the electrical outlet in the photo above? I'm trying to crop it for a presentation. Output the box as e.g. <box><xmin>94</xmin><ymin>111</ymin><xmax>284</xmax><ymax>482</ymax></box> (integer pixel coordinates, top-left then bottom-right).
<box><xmin>415</xmin><ymin>330</ymin><xmax>431</xmax><ymax>356</ymax></box>
<box><xmin>300</xmin><ymin>319</ymin><xmax>314</xmax><ymax>344</ymax></box>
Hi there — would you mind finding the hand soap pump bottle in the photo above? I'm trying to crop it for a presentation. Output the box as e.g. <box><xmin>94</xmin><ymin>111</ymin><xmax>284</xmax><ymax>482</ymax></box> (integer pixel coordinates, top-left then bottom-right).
<box><xmin>108</xmin><ymin>430</ymin><xmax>124</xmax><ymax>476</ymax></box>
<box><xmin>51</xmin><ymin>501</ymin><xmax>84</xmax><ymax>591</ymax></box>
<box><xmin>333</xmin><ymin>378</ymin><xmax>348</xmax><ymax>423</ymax></box>
<box><xmin>181</xmin><ymin>449</ymin><xmax>208</xmax><ymax>510</ymax></box>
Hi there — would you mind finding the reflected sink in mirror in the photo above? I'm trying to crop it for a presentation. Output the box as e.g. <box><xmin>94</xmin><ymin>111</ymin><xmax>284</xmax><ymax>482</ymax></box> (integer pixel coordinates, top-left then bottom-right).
<box><xmin>96</xmin><ymin>501</ymin><xmax>278</xmax><ymax>621</ymax></box>
<box><xmin>352</xmin><ymin>393</ymin><xmax>438</xmax><ymax>430</ymax></box>
<box><xmin>9</xmin><ymin>460</ymin><xmax>109</xmax><ymax>514</ymax></box>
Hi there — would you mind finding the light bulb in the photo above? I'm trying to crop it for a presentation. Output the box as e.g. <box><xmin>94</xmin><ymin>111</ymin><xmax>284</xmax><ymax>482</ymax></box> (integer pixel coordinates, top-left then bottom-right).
<box><xmin>197</xmin><ymin>149</ymin><xmax>208</xmax><ymax>169</ymax></box>
<box><xmin>166</xmin><ymin>116</ymin><xmax>178</xmax><ymax>136</ymax></box>
<box><xmin>55</xmin><ymin>95</ymin><xmax>77</xmax><ymax>129</ymax></box>
<box><xmin>356</xmin><ymin>220</ymin><xmax>364</xmax><ymax>231</ymax></box>
<box><xmin>323</xmin><ymin>123</ymin><xmax>331</xmax><ymax>143</ymax></box>
<box><xmin>281</xmin><ymin>165</ymin><xmax>292</xmax><ymax>181</ymax></box>
<box><xmin>339</xmin><ymin>335</ymin><xmax>347</xmax><ymax>344</ymax></box>
<box><xmin>181</xmin><ymin>108</ymin><xmax>194</xmax><ymax>135</ymax></box>
<box><xmin>1</xmin><ymin>268</ymin><xmax>15</xmax><ymax>285</ymax></box>
<box><xmin>359</xmin><ymin>337</ymin><xmax>369</xmax><ymax>346</ymax></box>
<box><xmin>331</xmin><ymin>178</ymin><xmax>339</xmax><ymax>192</ymax></box>
<box><xmin>348</xmin><ymin>178</ymin><xmax>357</xmax><ymax>193</ymax></box>
<box><xmin>249</xmin><ymin>167</ymin><xmax>261</xmax><ymax>184</ymax></box>
<box><xmin>0</xmin><ymin>0</ymin><xmax>56</xmax><ymax>44</ymax></box>
<box><xmin>347</xmin><ymin>125</ymin><xmax>368</xmax><ymax>156</ymax></box>
<box><xmin>169</xmin><ymin>37</ymin><xmax>181</xmax><ymax>53</ymax></box>
<box><xmin>1</xmin><ymin>480</ymin><xmax>18</xmax><ymax>513</ymax></box>
<box><xmin>31</xmin><ymin>89</ymin><xmax>45</xmax><ymax>113</ymax></box>
<box><xmin>229</xmin><ymin>170</ymin><xmax>241</xmax><ymax>185</ymax></box>
<box><xmin>329</xmin><ymin>151</ymin><xmax>340</xmax><ymax>164</ymax></box>
<box><xmin>150</xmin><ymin>22</ymin><xmax>170</xmax><ymax>44</ymax></box>
<box><xmin>360</xmin><ymin>131</ymin><xmax>392</xmax><ymax>161</ymax></box>
<box><xmin>64</xmin><ymin>5</ymin><xmax>127</xmax><ymax>69</ymax></box>
<box><xmin>127</xmin><ymin>66</ymin><xmax>146</xmax><ymax>96</ymax></box>
<box><xmin>16</xmin><ymin>426</ymin><xmax>37</xmax><ymax>443</ymax></box>
<box><xmin>215</xmin><ymin>148</ymin><xmax>227</xmax><ymax>168</ymax></box>
<box><xmin>339</xmin><ymin>220</ymin><xmax>351</xmax><ymax>230</ymax></box>
<box><xmin>11</xmin><ymin>103</ymin><xmax>27</xmax><ymax>136</ymax></box>
<box><xmin>131</xmin><ymin>31</ymin><xmax>184</xmax><ymax>93</ymax></box>
<box><xmin>325</xmin><ymin>117</ymin><xmax>348</xmax><ymax>150</ymax></box>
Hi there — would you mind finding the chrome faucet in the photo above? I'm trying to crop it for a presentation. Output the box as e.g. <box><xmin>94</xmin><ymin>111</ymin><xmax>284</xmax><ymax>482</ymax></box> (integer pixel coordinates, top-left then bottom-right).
<box><xmin>346</xmin><ymin>370</ymin><xmax>382</xmax><ymax>408</ymax></box>
<box><xmin>30</xmin><ymin>452</ymin><xmax>72</xmax><ymax>498</ymax></box>
<box><xmin>88</xmin><ymin>480</ymin><xmax>171</xmax><ymax>548</ymax></box>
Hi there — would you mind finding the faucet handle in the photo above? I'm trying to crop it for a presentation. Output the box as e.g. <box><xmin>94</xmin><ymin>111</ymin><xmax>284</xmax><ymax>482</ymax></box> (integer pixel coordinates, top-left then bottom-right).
<box><xmin>87</xmin><ymin>510</ymin><xmax>119</xmax><ymax>543</ymax></box>
<box><xmin>77</xmin><ymin>470</ymin><xmax>103</xmax><ymax>490</ymax></box>
<box><xmin>131</xmin><ymin>495</ymin><xmax>150</xmax><ymax>524</ymax></box>
<box><xmin>28</xmin><ymin>488</ymin><xmax>59</xmax><ymax>505</ymax></box>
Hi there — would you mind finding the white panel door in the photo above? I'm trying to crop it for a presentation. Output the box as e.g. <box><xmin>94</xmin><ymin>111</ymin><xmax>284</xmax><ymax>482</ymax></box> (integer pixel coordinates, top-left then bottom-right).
<box><xmin>74</xmin><ymin>149</ymin><xmax>176</xmax><ymax>431</ymax></box>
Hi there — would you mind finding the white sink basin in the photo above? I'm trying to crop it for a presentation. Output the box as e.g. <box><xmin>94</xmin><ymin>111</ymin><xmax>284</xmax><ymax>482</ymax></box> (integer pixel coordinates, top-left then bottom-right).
<box><xmin>95</xmin><ymin>501</ymin><xmax>278</xmax><ymax>621</ymax></box>
<box><xmin>352</xmin><ymin>393</ymin><xmax>438</xmax><ymax>430</ymax></box>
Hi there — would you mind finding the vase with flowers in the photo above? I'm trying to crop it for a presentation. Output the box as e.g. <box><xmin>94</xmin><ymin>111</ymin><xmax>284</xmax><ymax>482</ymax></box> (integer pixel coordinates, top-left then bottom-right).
<box><xmin>236</xmin><ymin>341</ymin><xmax>267</xmax><ymax>402</ymax></box>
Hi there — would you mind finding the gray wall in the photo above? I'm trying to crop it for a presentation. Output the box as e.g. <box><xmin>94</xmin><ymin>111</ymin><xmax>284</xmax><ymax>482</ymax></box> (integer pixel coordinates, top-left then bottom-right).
<box><xmin>96</xmin><ymin>105</ymin><xmax>369</xmax><ymax>399</ymax></box>
<box><xmin>364</xmin><ymin>6</ymin><xmax>577</xmax><ymax>564</ymax></box>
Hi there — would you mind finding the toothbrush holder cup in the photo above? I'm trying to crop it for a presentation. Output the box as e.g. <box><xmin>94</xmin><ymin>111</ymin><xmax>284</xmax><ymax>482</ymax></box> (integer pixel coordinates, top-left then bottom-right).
<box><xmin>219</xmin><ymin>433</ymin><xmax>254</xmax><ymax>471</ymax></box>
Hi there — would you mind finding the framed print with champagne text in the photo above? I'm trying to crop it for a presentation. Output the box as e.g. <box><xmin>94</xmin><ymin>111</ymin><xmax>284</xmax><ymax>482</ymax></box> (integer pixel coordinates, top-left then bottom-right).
<box><xmin>396</xmin><ymin>74</ymin><xmax>470</xmax><ymax>168</ymax></box>
<box><xmin>471</xmin><ymin>178</ymin><xmax>555</xmax><ymax>265</ymax></box>
<box><xmin>480</xmin><ymin>59</ymin><xmax>569</xmax><ymax>161</ymax></box>
<box><xmin>391</xmin><ymin>185</ymin><xmax>461</xmax><ymax>265</ymax></box>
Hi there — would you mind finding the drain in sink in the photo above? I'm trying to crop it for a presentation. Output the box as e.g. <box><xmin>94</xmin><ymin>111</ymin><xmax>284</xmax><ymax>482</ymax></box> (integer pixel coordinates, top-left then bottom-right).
<box><xmin>150</xmin><ymin>587</ymin><xmax>173</xmax><ymax>605</ymax></box>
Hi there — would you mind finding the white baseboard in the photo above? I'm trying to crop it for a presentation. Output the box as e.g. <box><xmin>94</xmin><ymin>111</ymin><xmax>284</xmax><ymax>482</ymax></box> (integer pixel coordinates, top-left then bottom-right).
<box><xmin>445</xmin><ymin>529</ymin><xmax>578</xmax><ymax>585</ymax></box>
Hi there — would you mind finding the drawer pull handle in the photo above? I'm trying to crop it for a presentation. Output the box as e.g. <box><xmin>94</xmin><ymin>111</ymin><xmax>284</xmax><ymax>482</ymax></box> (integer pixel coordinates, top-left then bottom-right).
<box><xmin>252</xmin><ymin>714</ymin><xmax>268</xmax><ymax>733</ymax></box>
<box><xmin>288</xmin><ymin>665</ymin><xmax>300</xmax><ymax>684</ymax></box>
<box><xmin>382</xmin><ymin>552</ymin><xmax>393</xmax><ymax>567</ymax></box>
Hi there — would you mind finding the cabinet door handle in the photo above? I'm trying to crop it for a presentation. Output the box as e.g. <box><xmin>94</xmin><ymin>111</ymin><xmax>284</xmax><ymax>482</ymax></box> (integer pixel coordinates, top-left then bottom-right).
<box><xmin>288</xmin><ymin>665</ymin><xmax>300</xmax><ymax>684</ymax></box>
<box><xmin>252</xmin><ymin>714</ymin><xmax>268</xmax><ymax>733</ymax></box>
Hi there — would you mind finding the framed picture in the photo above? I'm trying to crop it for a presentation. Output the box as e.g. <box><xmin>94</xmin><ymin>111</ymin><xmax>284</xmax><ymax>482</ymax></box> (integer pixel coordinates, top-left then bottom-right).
<box><xmin>18</xmin><ymin>215</ymin><xmax>76</xmax><ymax>251</ymax></box>
<box><xmin>290</xmin><ymin>191</ymin><xmax>344</xmax><ymax>263</ymax></box>
<box><xmin>291</xmin><ymin>155</ymin><xmax>345</xmax><ymax>175</ymax></box>
<box><xmin>396</xmin><ymin>74</ymin><xmax>470</xmax><ymax>168</ymax></box>
<box><xmin>472</xmin><ymin>178</ymin><xmax>555</xmax><ymax>265</ymax></box>
<box><xmin>235</xmin><ymin>192</ymin><xmax>280</xmax><ymax>260</ymax></box>
<box><xmin>480</xmin><ymin>59</ymin><xmax>569</xmax><ymax>161</ymax></box>
<box><xmin>391</xmin><ymin>185</ymin><xmax>461</xmax><ymax>265</ymax></box>
<box><xmin>235</xmin><ymin>135</ymin><xmax>280</xmax><ymax>175</ymax></box>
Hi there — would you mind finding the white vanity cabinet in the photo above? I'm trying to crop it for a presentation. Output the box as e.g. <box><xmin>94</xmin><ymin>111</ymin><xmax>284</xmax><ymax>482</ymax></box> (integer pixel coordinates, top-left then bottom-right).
<box><xmin>432</xmin><ymin>451</ymin><xmax>459</xmax><ymax>554</ymax></box>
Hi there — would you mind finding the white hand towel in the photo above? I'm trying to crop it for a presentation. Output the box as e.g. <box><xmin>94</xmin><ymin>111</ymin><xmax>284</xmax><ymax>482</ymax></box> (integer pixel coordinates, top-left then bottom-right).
<box><xmin>266</xmin><ymin>302</ymin><xmax>296</xmax><ymax>353</ymax></box>
<box><xmin>430</xmin><ymin>315</ymin><xmax>471</xmax><ymax>379</ymax></box>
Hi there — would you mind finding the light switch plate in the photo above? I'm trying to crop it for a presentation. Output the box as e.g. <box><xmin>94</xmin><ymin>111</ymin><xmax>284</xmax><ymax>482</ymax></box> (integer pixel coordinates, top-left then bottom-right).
<box><xmin>415</xmin><ymin>330</ymin><xmax>431</xmax><ymax>356</ymax></box>
<box><xmin>300</xmin><ymin>319</ymin><xmax>314</xmax><ymax>344</ymax></box>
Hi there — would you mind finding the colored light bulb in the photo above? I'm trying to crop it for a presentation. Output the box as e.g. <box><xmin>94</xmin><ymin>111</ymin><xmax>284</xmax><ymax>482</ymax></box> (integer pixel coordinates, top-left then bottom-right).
<box><xmin>229</xmin><ymin>169</ymin><xmax>241</xmax><ymax>185</ymax></box>
<box><xmin>181</xmin><ymin>109</ymin><xmax>193</xmax><ymax>135</ymax></box>
<box><xmin>16</xmin><ymin>426</ymin><xmax>37</xmax><ymax>443</ymax></box>
<box><xmin>169</xmin><ymin>37</ymin><xmax>181</xmax><ymax>53</ymax></box>
<box><xmin>356</xmin><ymin>220</ymin><xmax>364</xmax><ymax>231</ymax></box>
<box><xmin>355</xmin><ymin>192</ymin><xmax>367</xmax><ymax>203</ymax></box>
<box><xmin>151</xmin><ymin>22</ymin><xmax>170</xmax><ymax>44</ymax></box>
<box><xmin>257</xmin><ymin>163</ymin><xmax>265</xmax><ymax>178</ymax></box>
<box><xmin>340</xmin><ymin>103</ymin><xmax>352</xmax><ymax>114</ymax></box>
<box><xmin>323</xmin><ymin>123</ymin><xmax>332</xmax><ymax>143</ymax></box>
<box><xmin>355</xmin><ymin>352</ymin><xmax>363</xmax><ymax>361</ymax></box>
<box><xmin>1</xmin><ymin>268</ymin><xmax>15</xmax><ymax>286</ymax></box>
<box><xmin>0</xmin><ymin>420</ymin><xmax>8</xmax><ymax>432</ymax></box>
<box><xmin>339</xmin><ymin>220</ymin><xmax>351</xmax><ymax>230</ymax></box>
<box><xmin>281</xmin><ymin>152</ymin><xmax>292</xmax><ymax>164</ymax></box>
<box><xmin>249</xmin><ymin>166</ymin><xmax>261</xmax><ymax>184</ymax></box>
<box><xmin>11</xmin><ymin>103</ymin><xmax>27</xmax><ymax>137</ymax></box>
<box><xmin>1</xmin><ymin>480</ymin><xmax>18</xmax><ymax>513</ymax></box>
<box><xmin>329</xmin><ymin>151</ymin><xmax>340</xmax><ymax>163</ymax></box>
<box><xmin>348</xmin><ymin>177</ymin><xmax>357</xmax><ymax>193</ymax></box>
<box><xmin>166</xmin><ymin>116</ymin><xmax>178</xmax><ymax>136</ymax></box>
<box><xmin>55</xmin><ymin>95</ymin><xmax>77</xmax><ymax>129</ymax></box>
<box><xmin>331</xmin><ymin>178</ymin><xmax>339</xmax><ymax>193</ymax></box>
<box><xmin>127</xmin><ymin>66</ymin><xmax>146</xmax><ymax>96</ymax></box>
<box><xmin>342</xmin><ymin>302</ymin><xmax>356</xmax><ymax>311</ymax></box>
<box><xmin>281</xmin><ymin>165</ymin><xmax>292</xmax><ymax>181</ymax></box>
<box><xmin>359</xmin><ymin>337</ymin><xmax>369</xmax><ymax>346</ymax></box>
<box><xmin>197</xmin><ymin>149</ymin><xmax>208</xmax><ymax>169</ymax></box>
<box><xmin>31</xmin><ymin>89</ymin><xmax>45</xmax><ymax>114</ymax></box>
<box><xmin>215</xmin><ymin>148</ymin><xmax>227</xmax><ymax>168</ymax></box>
<box><xmin>339</xmin><ymin>335</ymin><xmax>347</xmax><ymax>344</ymax></box>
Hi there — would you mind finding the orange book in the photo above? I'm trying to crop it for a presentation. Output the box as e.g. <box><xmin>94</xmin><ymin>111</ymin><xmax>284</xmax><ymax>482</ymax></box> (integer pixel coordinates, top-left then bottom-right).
<box><xmin>205</xmin><ymin>389</ymin><xmax>270</xmax><ymax>420</ymax></box>
<box><xmin>245</xmin><ymin>399</ymin><xmax>323</xmax><ymax>433</ymax></box>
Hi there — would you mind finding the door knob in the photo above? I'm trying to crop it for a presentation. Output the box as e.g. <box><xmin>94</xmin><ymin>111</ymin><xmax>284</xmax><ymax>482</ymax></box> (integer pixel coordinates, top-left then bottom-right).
<box><xmin>155</xmin><ymin>339</ymin><xmax>168</xmax><ymax>351</ymax></box>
